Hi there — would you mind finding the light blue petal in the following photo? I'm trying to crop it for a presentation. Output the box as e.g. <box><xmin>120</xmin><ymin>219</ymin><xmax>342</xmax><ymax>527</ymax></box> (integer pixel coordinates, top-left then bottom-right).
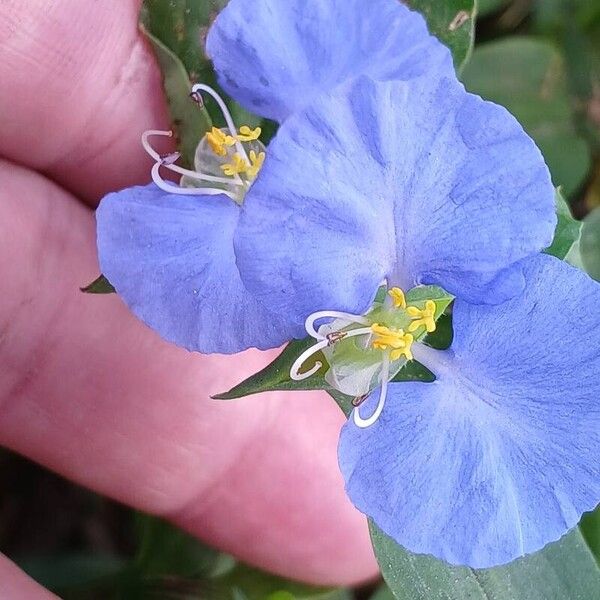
<box><xmin>96</xmin><ymin>184</ymin><xmax>294</xmax><ymax>354</ymax></box>
<box><xmin>235</xmin><ymin>76</ymin><xmax>555</xmax><ymax>327</ymax></box>
<box><xmin>339</xmin><ymin>254</ymin><xmax>600</xmax><ymax>568</ymax></box>
<box><xmin>206</xmin><ymin>0</ymin><xmax>452</xmax><ymax>123</ymax></box>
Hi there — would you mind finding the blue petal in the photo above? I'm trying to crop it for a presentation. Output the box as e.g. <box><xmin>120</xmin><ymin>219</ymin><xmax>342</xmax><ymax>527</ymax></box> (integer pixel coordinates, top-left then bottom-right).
<box><xmin>206</xmin><ymin>0</ymin><xmax>452</xmax><ymax>123</ymax></box>
<box><xmin>235</xmin><ymin>75</ymin><xmax>555</xmax><ymax>327</ymax></box>
<box><xmin>339</xmin><ymin>254</ymin><xmax>600</xmax><ymax>568</ymax></box>
<box><xmin>96</xmin><ymin>184</ymin><xmax>294</xmax><ymax>354</ymax></box>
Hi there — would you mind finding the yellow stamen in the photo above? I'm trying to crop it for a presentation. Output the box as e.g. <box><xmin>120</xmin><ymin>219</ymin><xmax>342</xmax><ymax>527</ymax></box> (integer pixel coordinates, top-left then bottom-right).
<box><xmin>221</xmin><ymin>153</ymin><xmax>250</xmax><ymax>176</ymax></box>
<box><xmin>206</xmin><ymin>127</ymin><xmax>236</xmax><ymax>156</ymax></box>
<box><xmin>246</xmin><ymin>150</ymin><xmax>265</xmax><ymax>180</ymax></box>
<box><xmin>407</xmin><ymin>300</ymin><xmax>437</xmax><ymax>333</ymax></box>
<box><xmin>236</xmin><ymin>125</ymin><xmax>262</xmax><ymax>142</ymax></box>
<box><xmin>370</xmin><ymin>324</ymin><xmax>414</xmax><ymax>361</ymax></box>
<box><xmin>388</xmin><ymin>287</ymin><xmax>406</xmax><ymax>309</ymax></box>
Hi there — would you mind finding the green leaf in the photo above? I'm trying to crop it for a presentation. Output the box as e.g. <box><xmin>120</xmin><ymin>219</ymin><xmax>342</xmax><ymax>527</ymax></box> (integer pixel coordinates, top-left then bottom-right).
<box><xmin>140</xmin><ymin>0</ymin><xmax>269</xmax><ymax>133</ymax></box>
<box><xmin>581</xmin><ymin>507</ymin><xmax>600</xmax><ymax>565</ymax></box>
<box><xmin>580</xmin><ymin>206</ymin><xmax>600</xmax><ymax>281</ymax></box>
<box><xmin>477</xmin><ymin>0</ymin><xmax>509</xmax><ymax>17</ymax></box>
<box><xmin>133</xmin><ymin>514</ymin><xmax>348</xmax><ymax>600</ymax></box>
<box><xmin>545</xmin><ymin>188</ymin><xmax>582</xmax><ymax>259</ymax></box>
<box><xmin>134</xmin><ymin>513</ymin><xmax>227</xmax><ymax>578</ymax></box>
<box><xmin>212</xmin><ymin>338</ymin><xmax>331</xmax><ymax>400</ymax></box>
<box><xmin>369</xmin><ymin>585</ymin><xmax>395</xmax><ymax>600</ymax></box>
<box><xmin>19</xmin><ymin>554</ymin><xmax>127</xmax><ymax>594</ymax></box>
<box><xmin>80</xmin><ymin>274</ymin><xmax>115</xmax><ymax>294</ymax></box>
<box><xmin>462</xmin><ymin>38</ymin><xmax>591</xmax><ymax>196</ymax></box>
<box><xmin>533</xmin><ymin>0</ymin><xmax>600</xmax><ymax>150</ymax></box>
<box><xmin>140</xmin><ymin>0</ymin><xmax>226</xmax><ymax>89</ymax></box>
<box><xmin>370</xmin><ymin>522</ymin><xmax>600</xmax><ymax>600</ymax></box>
<box><xmin>140</xmin><ymin>23</ymin><xmax>211</xmax><ymax>166</ymax></box>
<box><xmin>408</xmin><ymin>0</ymin><xmax>476</xmax><ymax>72</ymax></box>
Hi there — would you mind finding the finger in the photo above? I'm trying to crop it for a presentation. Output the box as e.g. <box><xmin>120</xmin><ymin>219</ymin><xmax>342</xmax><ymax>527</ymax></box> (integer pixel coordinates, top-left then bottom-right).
<box><xmin>0</xmin><ymin>554</ymin><xmax>58</xmax><ymax>599</ymax></box>
<box><xmin>0</xmin><ymin>160</ymin><xmax>377</xmax><ymax>585</ymax></box>
<box><xmin>0</xmin><ymin>0</ymin><xmax>169</xmax><ymax>203</ymax></box>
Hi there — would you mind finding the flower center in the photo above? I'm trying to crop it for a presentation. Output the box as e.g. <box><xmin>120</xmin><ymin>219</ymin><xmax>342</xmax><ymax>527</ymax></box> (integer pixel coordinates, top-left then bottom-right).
<box><xmin>290</xmin><ymin>285</ymin><xmax>453</xmax><ymax>428</ymax></box>
<box><xmin>140</xmin><ymin>84</ymin><xmax>266</xmax><ymax>205</ymax></box>
<box><xmin>370</xmin><ymin>324</ymin><xmax>414</xmax><ymax>361</ymax></box>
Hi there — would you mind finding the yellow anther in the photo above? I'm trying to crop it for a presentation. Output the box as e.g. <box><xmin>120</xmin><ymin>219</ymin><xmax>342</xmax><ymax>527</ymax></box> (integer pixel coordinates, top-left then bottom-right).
<box><xmin>388</xmin><ymin>287</ymin><xmax>406</xmax><ymax>309</ymax></box>
<box><xmin>206</xmin><ymin>127</ymin><xmax>236</xmax><ymax>156</ymax></box>
<box><xmin>221</xmin><ymin>153</ymin><xmax>250</xmax><ymax>176</ymax></box>
<box><xmin>407</xmin><ymin>300</ymin><xmax>437</xmax><ymax>333</ymax></box>
<box><xmin>246</xmin><ymin>150</ymin><xmax>265</xmax><ymax>180</ymax></box>
<box><xmin>370</xmin><ymin>324</ymin><xmax>414</xmax><ymax>361</ymax></box>
<box><xmin>236</xmin><ymin>125</ymin><xmax>262</xmax><ymax>142</ymax></box>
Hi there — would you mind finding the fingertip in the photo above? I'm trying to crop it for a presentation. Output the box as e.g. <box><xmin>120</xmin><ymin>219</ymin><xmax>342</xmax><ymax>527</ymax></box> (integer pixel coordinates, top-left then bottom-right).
<box><xmin>0</xmin><ymin>554</ymin><xmax>59</xmax><ymax>599</ymax></box>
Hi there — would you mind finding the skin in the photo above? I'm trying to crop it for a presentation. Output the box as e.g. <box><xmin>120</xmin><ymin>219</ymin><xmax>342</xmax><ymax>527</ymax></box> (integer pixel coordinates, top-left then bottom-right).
<box><xmin>0</xmin><ymin>0</ymin><xmax>378</xmax><ymax>594</ymax></box>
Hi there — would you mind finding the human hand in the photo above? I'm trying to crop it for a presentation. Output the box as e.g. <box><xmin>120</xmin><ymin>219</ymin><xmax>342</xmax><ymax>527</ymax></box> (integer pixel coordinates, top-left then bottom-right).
<box><xmin>0</xmin><ymin>1</ymin><xmax>377</xmax><ymax>596</ymax></box>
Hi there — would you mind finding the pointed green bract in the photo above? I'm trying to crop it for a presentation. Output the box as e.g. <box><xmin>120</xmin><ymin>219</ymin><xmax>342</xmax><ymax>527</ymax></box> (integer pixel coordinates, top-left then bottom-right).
<box><xmin>80</xmin><ymin>274</ymin><xmax>115</xmax><ymax>294</ymax></box>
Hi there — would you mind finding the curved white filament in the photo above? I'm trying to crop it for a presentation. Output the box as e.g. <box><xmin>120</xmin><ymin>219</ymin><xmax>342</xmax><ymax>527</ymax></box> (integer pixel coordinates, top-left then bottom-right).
<box><xmin>353</xmin><ymin>352</ymin><xmax>391</xmax><ymax>428</ymax></box>
<box><xmin>290</xmin><ymin>326</ymin><xmax>373</xmax><ymax>381</ymax></box>
<box><xmin>142</xmin><ymin>130</ymin><xmax>242</xmax><ymax>187</ymax></box>
<box><xmin>304</xmin><ymin>310</ymin><xmax>371</xmax><ymax>340</ymax></box>
<box><xmin>190</xmin><ymin>83</ymin><xmax>250</xmax><ymax>163</ymax></box>
<box><xmin>142</xmin><ymin>129</ymin><xmax>170</xmax><ymax>161</ymax></box>
<box><xmin>151</xmin><ymin>163</ymin><xmax>236</xmax><ymax>200</ymax></box>
<box><xmin>290</xmin><ymin>339</ymin><xmax>330</xmax><ymax>380</ymax></box>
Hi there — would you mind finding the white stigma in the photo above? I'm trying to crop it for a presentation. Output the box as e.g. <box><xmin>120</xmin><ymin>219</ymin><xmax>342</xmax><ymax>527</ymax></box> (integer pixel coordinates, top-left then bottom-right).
<box><xmin>151</xmin><ymin>163</ymin><xmax>237</xmax><ymax>199</ymax></box>
<box><xmin>290</xmin><ymin>326</ymin><xmax>372</xmax><ymax>381</ymax></box>
<box><xmin>352</xmin><ymin>352</ymin><xmax>391</xmax><ymax>428</ymax></box>
<box><xmin>304</xmin><ymin>310</ymin><xmax>371</xmax><ymax>340</ymax></box>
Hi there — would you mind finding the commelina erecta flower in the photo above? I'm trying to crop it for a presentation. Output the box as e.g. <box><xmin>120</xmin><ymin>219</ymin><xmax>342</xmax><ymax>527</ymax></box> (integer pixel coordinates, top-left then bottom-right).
<box><xmin>97</xmin><ymin>0</ymin><xmax>452</xmax><ymax>354</ymax></box>
<box><xmin>231</xmin><ymin>73</ymin><xmax>599</xmax><ymax>566</ymax></box>
<box><xmin>95</xmin><ymin>0</ymin><xmax>600</xmax><ymax>570</ymax></box>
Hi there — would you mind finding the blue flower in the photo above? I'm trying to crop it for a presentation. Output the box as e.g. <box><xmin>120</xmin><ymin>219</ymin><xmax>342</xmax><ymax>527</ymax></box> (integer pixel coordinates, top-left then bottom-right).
<box><xmin>96</xmin><ymin>0</ymin><xmax>454</xmax><ymax>354</ymax></box>
<box><xmin>206</xmin><ymin>0</ymin><xmax>453</xmax><ymax>123</ymax></box>
<box><xmin>338</xmin><ymin>255</ymin><xmax>600</xmax><ymax>568</ymax></box>
<box><xmin>231</xmin><ymin>77</ymin><xmax>600</xmax><ymax>565</ymax></box>
<box><xmin>234</xmin><ymin>74</ymin><xmax>555</xmax><ymax>323</ymax></box>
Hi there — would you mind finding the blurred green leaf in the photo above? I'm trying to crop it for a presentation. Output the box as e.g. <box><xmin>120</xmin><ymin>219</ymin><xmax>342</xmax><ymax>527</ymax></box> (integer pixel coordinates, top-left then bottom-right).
<box><xmin>408</xmin><ymin>0</ymin><xmax>476</xmax><ymax>71</ymax></box>
<box><xmin>20</xmin><ymin>554</ymin><xmax>127</xmax><ymax>597</ymax></box>
<box><xmin>534</xmin><ymin>0</ymin><xmax>600</xmax><ymax>149</ymax></box>
<box><xmin>135</xmin><ymin>513</ymin><xmax>228</xmax><ymax>578</ymax></box>
<box><xmin>545</xmin><ymin>188</ymin><xmax>582</xmax><ymax>259</ymax></box>
<box><xmin>133</xmin><ymin>515</ymin><xmax>348</xmax><ymax>600</ymax></box>
<box><xmin>478</xmin><ymin>0</ymin><xmax>509</xmax><ymax>18</ymax></box>
<box><xmin>369</xmin><ymin>585</ymin><xmax>395</xmax><ymax>600</ymax></box>
<box><xmin>370</xmin><ymin>523</ymin><xmax>600</xmax><ymax>600</ymax></box>
<box><xmin>462</xmin><ymin>38</ymin><xmax>591</xmax><ymax>196</ymax></box>
<box><xmin>217</xmin><ymin>565</ymin><xmax>350</xmax><ymax>600</ymax></box>
<box><xmin>80</xmin><ymin>274</ymin><xmax>115</xmax><ymax>294</ymax></box>
<box><xmin>140</xmin><ymin>24</ymin><xmax>211</xmax><ymax>166</ymax></box>
<box><xmin>580</xmin><ymin>206</ymin><xmax>600</xmax><ymax>280</ymax></box>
